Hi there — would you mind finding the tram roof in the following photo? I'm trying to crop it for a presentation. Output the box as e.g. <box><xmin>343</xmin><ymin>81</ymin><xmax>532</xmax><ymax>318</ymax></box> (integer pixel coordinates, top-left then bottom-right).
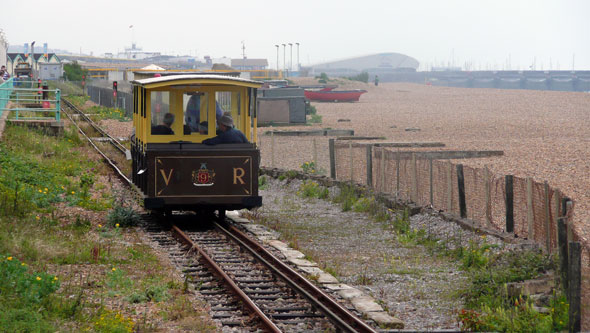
<box><xmin>132</xmin><ymin>74</ymin><xmax>262</xmax><ymax>88</ymax></box>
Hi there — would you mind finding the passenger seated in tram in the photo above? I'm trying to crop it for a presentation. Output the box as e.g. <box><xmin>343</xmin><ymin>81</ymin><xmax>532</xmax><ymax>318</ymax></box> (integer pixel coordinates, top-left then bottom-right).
<box><xmin>202</xmin><ymin>114</ymin><xmax>248</xmax><ymax>145</ymax></box>
<box><xmin>185</xmin><ymin>93</ymin><xmax>225</xmax><ymax>133</ymax></box>
<box><xmin>152</xmin><ymin>113</ymin><xmax>175</xmax><ymax>135</ymax></box>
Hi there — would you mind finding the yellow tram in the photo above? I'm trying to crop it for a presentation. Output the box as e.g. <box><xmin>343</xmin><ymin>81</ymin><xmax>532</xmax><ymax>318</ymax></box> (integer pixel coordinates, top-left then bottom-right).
<box><xmin>131</xmin><ymin>74</ymin><xmax>262</xmax><ymax>217</ymax></box>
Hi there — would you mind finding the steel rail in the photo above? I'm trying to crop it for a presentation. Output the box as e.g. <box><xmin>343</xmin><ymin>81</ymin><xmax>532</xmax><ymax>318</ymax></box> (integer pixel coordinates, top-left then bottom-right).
<box><xmin>61</xmin><ymin>101</ymin><xmax>133</xmax><ymax>186</ymax></box>
<box><xmin>215</xmin><ymin>222</ymin><xmax>378</xmax><ymax>333</ymax></box>
<box><xmin>62</xmin><ymin>98</ymin><xmax>128</xmax><ymax>154</ymax></box>
<box><xmin>169</xmin><ymin>225</ymin><xmax>281</xmax><ymax>333</ymax></box>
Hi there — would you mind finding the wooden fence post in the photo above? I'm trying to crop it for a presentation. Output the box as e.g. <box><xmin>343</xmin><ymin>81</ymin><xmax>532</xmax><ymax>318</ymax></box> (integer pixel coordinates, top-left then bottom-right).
<box><xmin>396</xmin><ymin>149</ymin><xmax>400</xmax><ymax>196</ymax></box>
<box><xmin>313</xmin><ymin>138</ymin><xmax>318</xmax><ymax>170</ymax></box>
<box><xmin>349</xmin><ymin>142</ymin><xmax>353</xmax><ymax>183</ymax></box>
<box><xmin>505</xmin><ymin>175</ymin><xmax>514</xmax><ymax>233</ymax></box>
<box><xmin>526</xmin><ymin>177</ymin><xmax>534</xmax><ymax>240</ymax></box>
<box><xmin>557</xmin><ymin>217</ymin><xmax>568</xmax><ymax>291</ymax></box>
<box><xmin>411</xmin><ymin>153</ymin><xmax>417</xmax><ymax>202</ymax></box>
<box><xmin>544</xmin><ymin>181</ymin><xmax>551</xmax><ymax>251</ymax></box>
<box><xmin>429</xmin><ymin>158</ymin><xmax>433</xmax><ymax>206</ymax></box>
<box><xmin>380</xmin><ymin>147</ymin><xmax>385</xmax><ymax>192</ymax></box>
<box><xmin>457</xmin><ymin>164</ymin><xmax>466</xmax><ymax>218</ymax></box>
<box><xmin>568</xmin><ymin>242</ymin><xmax>581</xmax><ymax>333</ymax></box>
<box><xmin>271</xmin><ymin>126</ymin><xmax>275</xmax><ymax>168</ymax></box>
<box><xmin>564</xmin><ymin>200</ymin><xmax>573</xmax><ymax>245</ymax></box>
<box><xmin>553</xmin><ymin>190</ymin><xmax>561</xmax><ymax>250</ymax></box>
<box><xmin>447</xmin><ymin>161</ymin><xmax>452</xmax><ymax>212</ymax></box>
<box><xmin>484</xmin><ymin>167</ymin><xmax>492</xmax><ymax>227</ymax></box>
<box><xmin>329</xmin><ymin>138</ymin><xmax>335</xmax><ymax>179</ymax></box>
<box><xmin>366</xmin><ymin>145</ymin><xmax>373</xmax><ymax>187</ymax></box>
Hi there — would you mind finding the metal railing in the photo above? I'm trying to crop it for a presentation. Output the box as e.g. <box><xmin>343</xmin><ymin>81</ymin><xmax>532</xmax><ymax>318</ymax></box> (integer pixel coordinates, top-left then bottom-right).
<box><xmin>0</xmin><ymin>82</ymin><xmax>61</xmax><ymax>121</ymax></box>
<box><xmin>0</xmin><ymin>78</ymin><xmax>14</xmax><ymax>117</ymax></box>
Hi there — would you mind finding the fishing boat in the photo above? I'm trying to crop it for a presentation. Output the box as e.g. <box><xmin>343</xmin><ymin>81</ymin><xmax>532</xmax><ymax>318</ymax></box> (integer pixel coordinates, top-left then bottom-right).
<box><xmin>304</xmin><ymin>87</ymin><xmax>367</xmax><ymax>102</ymax></box>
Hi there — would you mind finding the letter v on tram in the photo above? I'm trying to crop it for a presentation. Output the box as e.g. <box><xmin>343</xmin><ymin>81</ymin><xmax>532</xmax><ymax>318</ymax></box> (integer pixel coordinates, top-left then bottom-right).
<box><xmin>130</xmin><ymin>74</ymin><xmax>262</xmax><ymax>218</ymax></box>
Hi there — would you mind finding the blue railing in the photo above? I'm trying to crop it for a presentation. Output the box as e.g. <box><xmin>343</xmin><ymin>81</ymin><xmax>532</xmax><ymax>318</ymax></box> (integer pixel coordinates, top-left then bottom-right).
<box><xmin>0</xmin><ymin>82</ymin><xmax>61</xmax><ymax>122</ymax></box>
<box><xmin>0</xmin><ymin>78</ymin><xmax>14</xmax><ymax>117</ymax></box>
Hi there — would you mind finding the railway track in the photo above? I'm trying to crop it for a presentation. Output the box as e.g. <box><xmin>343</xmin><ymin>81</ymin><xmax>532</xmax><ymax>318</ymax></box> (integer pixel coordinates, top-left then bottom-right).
<box><xmin>61</xmin><ymin>98</ymin><xmax>378</xmax><ymax>332</ymax></box>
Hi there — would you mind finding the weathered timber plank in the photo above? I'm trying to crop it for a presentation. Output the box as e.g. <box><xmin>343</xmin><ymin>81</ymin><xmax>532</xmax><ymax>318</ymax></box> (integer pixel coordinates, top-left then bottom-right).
<box><xmin>335</xmin><ymin>142</ymin><xmax>445</xmax><ymax>148</ymax></box>
<box><xmin>376</xmin><ymin>150</ymin><xmax>504</xmax><ymax>160</ymax></box>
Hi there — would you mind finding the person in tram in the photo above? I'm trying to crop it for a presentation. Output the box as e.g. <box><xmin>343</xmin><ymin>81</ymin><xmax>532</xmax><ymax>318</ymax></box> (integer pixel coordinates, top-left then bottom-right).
<box><xmin>152</xmin><ymin>113</ymin><xmax>175</xmax><ymax>135</ymax></box>
<box><xmin>202</xmin><ymin>113</ymin><xmax>248</xmax><ymax>145</ymax></box>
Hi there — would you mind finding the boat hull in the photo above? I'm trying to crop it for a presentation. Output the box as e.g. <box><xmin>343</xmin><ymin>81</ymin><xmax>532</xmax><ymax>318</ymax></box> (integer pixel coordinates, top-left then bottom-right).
<box><xmin>304</xmin><ymin>89</ymin><xmax>367</xmax><ymax>102</ymax></box>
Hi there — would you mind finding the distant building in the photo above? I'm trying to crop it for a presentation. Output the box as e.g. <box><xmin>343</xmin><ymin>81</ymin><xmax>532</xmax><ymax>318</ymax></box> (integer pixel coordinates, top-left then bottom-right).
<box><xmin>0</xmin><ymin>29</ymin><xmax>7</xmax><ymax>68</ymax></box>
<box><xmin>117</xmin><ymin>43</ymin><xmax>160</xmax><ymax>60</ymax></box>
<box><xmin>309</xmin><ymin>52</ymin><xmax>419</xmax><ymax>77</ymax></box>
<box><xmin>6</xmin><ymin>53</ymin><xmax>62</xmax><ymax>80</ymax></box>
<box><xmin>231</xmin><ymin>58</ymin><xmax>268</xmax><ymax>70</ymax></box>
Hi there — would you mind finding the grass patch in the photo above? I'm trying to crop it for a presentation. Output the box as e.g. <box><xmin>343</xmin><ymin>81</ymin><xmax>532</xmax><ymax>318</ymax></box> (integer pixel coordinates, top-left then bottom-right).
<box><xmin>308</xmin><ymin>114</ymin><xmax>322</xmax><ymax>124</ymax></box>
<box><xmin>0</xmin><ymin>122</ymin><xmax>215</xmax><ymax>331</ymax></box>
<box><xmin>297</xmin><ymin>180</ymin><xmax>329</xmax><ymax>199</ymax></box>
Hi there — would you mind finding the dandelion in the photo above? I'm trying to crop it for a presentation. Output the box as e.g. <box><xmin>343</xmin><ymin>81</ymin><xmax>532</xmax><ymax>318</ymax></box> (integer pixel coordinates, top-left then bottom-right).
<box><xmin>115</xmin><ymin>223</ymin><xmax>120</xmax><ymax>228</ymax></box>
<box><xmin>38</xmin><ymin>189</ymin><xmax>43</xmax><ymax>193</ymax></box>
<box><xmin>54</xmin><ymin>276</ymin><xmax>58</xmax><ymax>281</ymax></box>
<box><xmin>98</xmin><ymin>224</ymin><xmax>102</xmax><ymax>228</ymax></box>
<box><xmin>36</xmin><ymin>216</ymin><xmax>40</xmax><ymax>220</ymax></box>
<box><xmin>6</xmin><ymin>256</ymin><xmax>12</xmax><ymax>261</ymax></box>
<box><xmin>112</xmin><ymin>267</ymin><xmax>116</xmax><ymax>272</ymax></box>
<box><xmin>21</xmin><ymin>262</ymin><xmax>26</xmax><ymax>266</ymax></box>
<box><xmin>36</xmin><ymin>276</ymin><xmax>41</xmax><ymax>281</ymax></box>
<box><xmin>71</xmin><ymin>191</ymin><xmax>75</xmax><ymax>194</ymax></box>
<box><xmin>44</xmin><ymin>188</ymin><xmax>48</xmax><ymax>191</ymax></box>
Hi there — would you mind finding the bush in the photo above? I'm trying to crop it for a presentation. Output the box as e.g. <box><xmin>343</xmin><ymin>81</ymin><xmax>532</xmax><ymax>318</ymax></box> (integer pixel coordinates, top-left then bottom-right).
<box><xmin>63</xmin><ymin>61</ymin><xmax>88</xmax><ymax>82</ymax></box>
<box><xmin>298</xmin><ymin>180</ymin><xmax>329</xmax><ymax>199</ymax></box>
<box><xmin>332</xmin><ymin>184</ymin><xmax>357</xmax><ymax>212</ymax></box>
<box><xmin>348</xmin><ymin>71</ymin><xmax>369</xmax><ymax>83</ymax></box>
<box><xmin>308</xmin><ymin>114</ymin><xmax>322</xmax><ymax>124</ymax></box>
<box><xmin>107</xmin><ymin>205</ymin><xmax>141</xmax><ymax>228</ymax></box>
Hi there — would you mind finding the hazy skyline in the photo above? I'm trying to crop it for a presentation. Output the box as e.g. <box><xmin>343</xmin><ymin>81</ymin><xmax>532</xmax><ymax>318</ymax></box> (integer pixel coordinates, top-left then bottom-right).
<box><xmin>3</xmin><ymin>0</ymin><xmax>590</xmax><ymax>71</ymax></box>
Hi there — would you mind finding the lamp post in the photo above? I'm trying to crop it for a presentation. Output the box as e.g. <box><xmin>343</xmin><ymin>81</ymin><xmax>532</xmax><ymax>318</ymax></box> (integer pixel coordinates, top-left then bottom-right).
<box><xmin>296</xmin><ymin>42</ymin><xmax>300</xmax><ymax>70</ymax></box>
<box><xmin>31</xmin><ymin>41</ymin><xmax>36</xmax><ymax>80</ymax></box>
<box><xmin>274</xmin><ymin>44</ymin><xmax>279</xmax><ymax>72</ymax></box>
<box><xmin>282</xmin><ymin>44</ymin><xmax>286</xmax><ymax>73</ymax></box>
<box><xmin>289</xmin><ymin>43</ymin><xmax>293</xmax><ymax>71</ymax></box>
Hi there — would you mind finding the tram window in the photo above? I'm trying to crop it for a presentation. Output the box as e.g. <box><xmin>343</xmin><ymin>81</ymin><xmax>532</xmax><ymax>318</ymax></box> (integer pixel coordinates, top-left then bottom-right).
<box><xmin>215</xmin><ymin>91</ymin><xmax>241</xmax><ymax>129</ymax></box>
<box><xmin>183</xmin><ymin>92</ymin><xmax>209</xmax><ymax>135</ymax></box>
<box><xmin>150</xmin><ymin>91</ymin><xmax>172</xmax><ymax>135</ymax></box>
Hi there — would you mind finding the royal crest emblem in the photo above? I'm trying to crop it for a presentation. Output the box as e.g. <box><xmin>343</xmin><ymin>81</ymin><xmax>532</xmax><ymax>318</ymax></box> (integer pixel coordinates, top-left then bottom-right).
<box><xmin>192</xmin><ymin>163</ymin><xmax>215</xmax><ymax>187</ymax></box>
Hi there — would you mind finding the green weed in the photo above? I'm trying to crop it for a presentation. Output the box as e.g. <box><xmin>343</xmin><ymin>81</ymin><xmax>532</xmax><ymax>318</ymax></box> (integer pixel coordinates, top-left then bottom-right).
<box><xmin>107</xmin><ymin>205</ymin><xmax>141</xmax><ymax>228</ymax></box>
<box><xmin>298</xmin><ymin>180</ymin><xmax>329</xmax><ymax>199</ymax></box>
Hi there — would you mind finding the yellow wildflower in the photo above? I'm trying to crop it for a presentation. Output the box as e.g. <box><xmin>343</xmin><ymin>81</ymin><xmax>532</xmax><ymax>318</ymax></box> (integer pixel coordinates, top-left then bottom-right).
<box><xmin>38</xmin><ymin>189</ymin><xmax>43</xmax><ymax>193</ymax></box>
<box><xmin>36</xmin><ymin>216</ymin><xmax>40</xmax><ymax>220</ymax></box>
<box><xmin>36</xmin><ymin>276</ymin><xmax>41</xmax><ymax>281</ymax></box>
<box><xmin>7</xmin><ymin>256</ymin><xmax>12</xmax><ymax>261</ymax></box>
<box><xmin>98</xmin><ymin>224</ymin><xmax>102</xmax><ymax>228</ymax></box>
<box><xmin>54</xmin><ymin>276</ymin><xmax>58</xmax><ymax>281</ymax></box>
<box><xmin>115</xmin><ymin>223</ymin><xmax>120</xmax><ymax>228</ymax></box>
<box><xmin>71</xmin><ymin>191</ymin><xmax>75</xmax><ymax>194</ymax></box>
<box><xmin>21</xmin><ymin>262</ymin><xmax>26</xmax><ymax>266</ymax></box>
<box><xmin>112</xmin><ymin>268</ymin><xmax>116</xmax><ymax>272</ymax></box>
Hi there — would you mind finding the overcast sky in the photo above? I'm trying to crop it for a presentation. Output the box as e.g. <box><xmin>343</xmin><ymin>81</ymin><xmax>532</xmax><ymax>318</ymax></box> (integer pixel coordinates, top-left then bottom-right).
<box><xmin>3</xmin><ymin>0</ymin><xmax>589</xmax><ymax>70</ymax></box>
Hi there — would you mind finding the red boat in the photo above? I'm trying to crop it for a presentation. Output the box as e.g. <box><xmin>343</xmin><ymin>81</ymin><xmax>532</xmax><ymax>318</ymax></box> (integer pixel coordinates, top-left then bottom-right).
<box><xmin>304</xmin><ymin>88</ymin><xmax>367</xmax><ymax>102</ymax></box>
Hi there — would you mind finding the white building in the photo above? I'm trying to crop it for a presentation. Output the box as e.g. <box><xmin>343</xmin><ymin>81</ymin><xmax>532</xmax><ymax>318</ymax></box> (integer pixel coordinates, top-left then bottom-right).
<box><xmin>0</xmin><ymin>29</ymin><xmax>7</xmax><ymax>68</ymax></box>
<box><xmin>117</xmin><ymin>43</ymin><xmax>160</xmax><ymax>60</ymax></box>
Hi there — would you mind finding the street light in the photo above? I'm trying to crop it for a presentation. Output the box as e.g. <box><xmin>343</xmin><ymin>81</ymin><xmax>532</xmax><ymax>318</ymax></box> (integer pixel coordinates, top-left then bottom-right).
<box><xmin>274</xmin><ymin>44</ymin><xmax>279</xmax><ymax>72</ymax></box>
<box><xmin>282</xmin><ymin>44</ymin><xmax>286</xmax><ymax>73</ymax></box>
<box><xmin>295</xmin><ymin>43</ymin><xmax>300</xmax><ymax>71</ymax></box>
<box><xmin>31</xmin><ymin>41</ymin><xmax>36</xmax><ymax>80</ymax></box>
<box><xmin>289</xmin><ymin>43</ymin><xmax>293</xmax><ymax>71</ymax></box>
